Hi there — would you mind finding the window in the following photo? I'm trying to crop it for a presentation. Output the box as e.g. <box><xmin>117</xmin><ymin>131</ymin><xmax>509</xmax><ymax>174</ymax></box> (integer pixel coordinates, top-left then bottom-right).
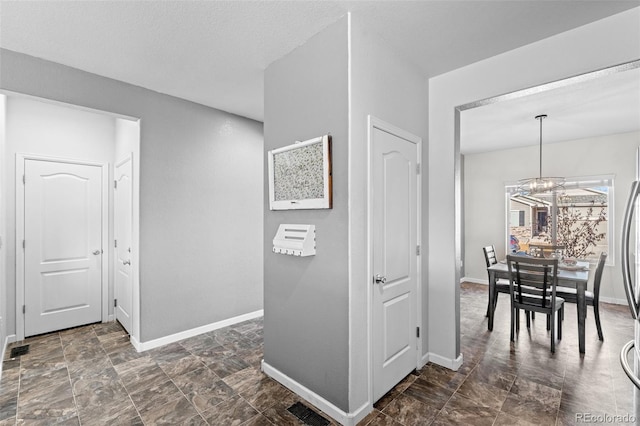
<box><xmin>506</xmin><ymin>175</ymin><xmax>613</xmax><ymax>264</ymax></box>
<box><xmin>510</xmin><ymin>210</ymin><xmax>525</xmax><ymax>227</ymax></box>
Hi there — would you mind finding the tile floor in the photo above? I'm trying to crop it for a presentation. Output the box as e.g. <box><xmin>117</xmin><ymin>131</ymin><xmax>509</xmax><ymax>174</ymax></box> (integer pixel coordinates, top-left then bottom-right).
<box><xmin>0</xmin><ymin>282</ymin><xmax>638</xmax><ymax>425</ymax></box>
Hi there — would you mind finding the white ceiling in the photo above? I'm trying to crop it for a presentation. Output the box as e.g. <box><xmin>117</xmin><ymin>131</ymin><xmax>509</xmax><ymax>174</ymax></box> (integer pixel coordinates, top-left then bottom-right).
<box><xmin>461</xmin><ymin>66</ymin><xmax>640</xmax><ymax>154</ymax></box>
<box><xmin>1</xmin><ymin>1</ymin><xmax>638</xmax><ymax>124</ymax></box>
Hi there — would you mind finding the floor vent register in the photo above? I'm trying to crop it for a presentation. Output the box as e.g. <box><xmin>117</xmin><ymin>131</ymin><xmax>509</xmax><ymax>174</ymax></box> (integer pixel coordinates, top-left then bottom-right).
<box><xmin>10</xmin><ymin>345</ymin><xmax>30</xmax><ymax>358</ymax></box>
<box><xmin>287</xmin><ymin>401</ymin><xmax>330</xmax><ymax>426</ymax></box>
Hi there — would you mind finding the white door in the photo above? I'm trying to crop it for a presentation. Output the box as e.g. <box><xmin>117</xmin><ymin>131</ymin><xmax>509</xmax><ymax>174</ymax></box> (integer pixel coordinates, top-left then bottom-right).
<box><xmin>372</xmin><ymin>124</ymin><xmax>419</xmax><ymax>402</ymax></box>
<box><xmin>114</xmin><ymin>155</ymin><xmax>133</xmax><ymax>334</ymax></box>
<box><xmin>24</xmin><ymin>159</ymin><xmax>103</xmax><ymax>336</ymax></box>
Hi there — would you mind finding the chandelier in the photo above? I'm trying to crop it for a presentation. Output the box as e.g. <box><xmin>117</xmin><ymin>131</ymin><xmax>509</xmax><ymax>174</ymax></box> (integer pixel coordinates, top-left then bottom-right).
<box><xmin>517</xmin><ymin>114</ymin><xmax>564</xmax><ymax>195</ymax></box>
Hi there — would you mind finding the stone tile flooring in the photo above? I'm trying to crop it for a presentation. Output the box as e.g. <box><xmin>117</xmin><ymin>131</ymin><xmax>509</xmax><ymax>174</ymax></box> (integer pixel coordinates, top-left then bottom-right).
<box><xmin>0</xmin><ymin>282</ymin><xmax>637</xmax><ymax>425</ymax></box>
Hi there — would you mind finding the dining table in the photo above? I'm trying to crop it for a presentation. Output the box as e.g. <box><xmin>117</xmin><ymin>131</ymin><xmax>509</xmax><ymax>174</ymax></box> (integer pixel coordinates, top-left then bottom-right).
<box><xmin>487</xmin><ymin>259</ymin><xmax>591</xmax><ymax>353</ymax></box>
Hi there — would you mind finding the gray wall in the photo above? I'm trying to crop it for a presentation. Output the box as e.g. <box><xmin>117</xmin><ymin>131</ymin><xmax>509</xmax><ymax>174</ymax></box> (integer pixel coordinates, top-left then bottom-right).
<box><xmin>263</xmin><ymin>18</ymin><xmax>349</xmax><ymax>411</ymax></box>
<box><xmin>0</xmin><ymin>48</ymin><xmax>264</xmax><ymax>342</ymax></box>
<box><xmin>263</xmin><ymin>14</ymin><xmax>429</xmax><ymax>414</ymax></box>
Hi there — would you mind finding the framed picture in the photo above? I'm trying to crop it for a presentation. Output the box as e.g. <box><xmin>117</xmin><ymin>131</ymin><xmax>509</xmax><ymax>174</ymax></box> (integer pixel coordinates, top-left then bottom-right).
<box><xmin>268</xmin><ymin>134</ymin><xmax>332</xmax><ymax>210</ymax></box>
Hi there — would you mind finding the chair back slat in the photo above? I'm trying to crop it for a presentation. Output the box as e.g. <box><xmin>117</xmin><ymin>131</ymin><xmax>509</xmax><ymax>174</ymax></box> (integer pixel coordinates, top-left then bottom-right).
<box><xmin>506</xmin><ymin>255</ymin><xmax>563</xmax><ymax>353</ymax></box>
<box><xmin>483</xmin><ymin>245</ymin><xmax>498</xmax><ymax>267</ymax></box>
<box><xmin>507</xmin><ymin>255</ymin><xmax>559</xmax><ymax>310</ymax></box>
<box><xmin>508</xmin><ymin>269</ymin><xmax>554</xmax><ymax>287</ymax></box>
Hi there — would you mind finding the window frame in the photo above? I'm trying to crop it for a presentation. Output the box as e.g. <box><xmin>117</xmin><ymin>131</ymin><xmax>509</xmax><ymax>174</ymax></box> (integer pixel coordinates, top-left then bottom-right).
<box><xmin>505</xmin><ymin>174</ymin><xmax>614</xmax><ymax>266</ymax></box>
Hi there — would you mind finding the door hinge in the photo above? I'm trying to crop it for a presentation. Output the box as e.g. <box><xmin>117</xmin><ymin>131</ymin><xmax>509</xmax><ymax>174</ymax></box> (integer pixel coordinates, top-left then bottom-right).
<box><xmin>416</xmin><ymin>327</ymin><xmax>420</xmax><ymax>338</ymax></box>
<box><xmin>114</xmin><ymin>180</ymin><xmax>117</xmax><ymax>189</ymax></box>
<box><xmin>23</xmin><ymin>305</ymin><xmax>25</xmax><ymax>314</ymax></box>
<box><xmin>416</xmin><ymin>245</ymin><xmax>421</xmax><ymax>255</ymax></box>
<box><xmin>22</xmin><ymin>175</ymin><xmax>25</xmax><ymax>184</ymax></box>
<box><xmin>22</xmin><ymin>240</ymin><xmax>25</xmax><ymax>250</ymax></box>
<box><xmin>114</xmin><ymin>299</ymin><xmax>117</xmax><ymax>308</ymax></box>
<box><xmin>416</xmin><ymin>164</ymin><xmax>421</xmax><ymax>175</ymax></box>
<box><xmin>114</xmin><ymin>239</ymin><xmax>117</xmax><ymax>248</ymax></box>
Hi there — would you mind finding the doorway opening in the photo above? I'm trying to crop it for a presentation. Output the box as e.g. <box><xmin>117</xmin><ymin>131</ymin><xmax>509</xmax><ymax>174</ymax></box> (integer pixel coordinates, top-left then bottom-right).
<box><xmin>3</xmin><ymin>93</ymin><xmax>140</xmax><ymax>343</ymax></box>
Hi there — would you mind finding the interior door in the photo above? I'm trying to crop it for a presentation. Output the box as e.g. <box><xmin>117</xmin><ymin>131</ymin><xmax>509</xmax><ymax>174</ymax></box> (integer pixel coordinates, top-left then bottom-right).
<box><xmin>114</xmin><ymin>155</ymin><xmax>133</xmax><ymax>335</ymax></box>
<box><xmin>372</xmin><ymin>125</ymin><xmax>418</xmax><ymax>402</ymax></box>
<box><xmin>24</xmin><ymin>159</ymin><xmax>103</xmax><ymax>336</ymax></box>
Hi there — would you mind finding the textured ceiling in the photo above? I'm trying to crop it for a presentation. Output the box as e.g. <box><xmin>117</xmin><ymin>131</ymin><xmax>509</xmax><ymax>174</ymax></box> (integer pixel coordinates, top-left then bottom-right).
<box><xmin>1</xmin><ymin>1</ymin><xmax>638</xmax><ymax>123</ymax></box>
<box><xmin>461</xmin><ymin>66</ymin><xmax>640</xmax><ymax>154</ymax></box>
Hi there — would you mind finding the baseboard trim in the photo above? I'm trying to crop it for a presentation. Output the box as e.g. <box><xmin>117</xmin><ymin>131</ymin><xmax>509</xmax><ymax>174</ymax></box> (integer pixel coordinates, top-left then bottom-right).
<box><xmin>427</xmin><ymin>352</ymin><xmax>464</xmax><ymax>371</ymax></box>
<box><xmin>130</xmin><ymin>334</ymin><xmax>142</xmax><ymax>352</ymax></box>
<box><xmin>349</xmin><ymin>401</ymin><xmax>372</xmax><ymax>426</ymax></box>
<box><xmin>461</xmin><ymin>277</ymin><xmax>487</xmax><ymax>285</ymax></box>
<box><xmin>261</xmin><ymin>360</ymin><xmax>371</xmax><ymax>426</ymax></box>
<box><xmin>1</xmin><ymin>334</ymin><xmax>17</xmax><ymax>382</ymax></box>
<box><xmin>1</xmin><ymin>337</ymin><xmax>5</xmax><ymax>363</ymax></box>
<box><xmin>133</xmin><ymin>309</ymin><xmax>264</xmax><ymax>352</ymax></box>
<box><xmin>0</xmin><ymin>335</ymin><xmax>7</xmax><ymax>381</ymax></box>
<box><xmin>420</xmin><ymin>352</ymin><xmax>430</xmax><ymax>368</ymax></box>
<box><xmin>600</xmin><ymin>296</ymin><xmax>627</xmax><ymax>306</ymax></box>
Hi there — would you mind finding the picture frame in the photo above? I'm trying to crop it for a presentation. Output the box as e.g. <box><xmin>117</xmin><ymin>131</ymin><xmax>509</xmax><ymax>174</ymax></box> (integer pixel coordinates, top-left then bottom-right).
<box><xmin>268</xmin><ymin>134</ymin><xmax>332</xmax><ymax>210</ymax></box>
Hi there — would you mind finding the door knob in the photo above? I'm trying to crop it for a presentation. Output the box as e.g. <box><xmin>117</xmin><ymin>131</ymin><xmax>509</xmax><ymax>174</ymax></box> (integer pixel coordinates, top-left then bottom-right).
<box><xmin>123</xmin><ymin>260</ymin><xmax>131</xmax><ymax>266</ymax></box>
<box><xmin>374</xmin><ymin>274</ymin><xmax>387</xmax><ymax>284</ymax></box>
<box><xmin>92</xmin><ymin>250</ymin><xmax>101</xmax><ymax>255</ymax></box>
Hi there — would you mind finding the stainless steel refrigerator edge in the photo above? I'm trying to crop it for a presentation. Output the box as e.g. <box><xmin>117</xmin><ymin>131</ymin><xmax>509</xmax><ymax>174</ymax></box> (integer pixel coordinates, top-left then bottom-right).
<box><xmin>620</xmin><ymin>147</ymin><xmax>640</xmax><ymax>417</ymax></box>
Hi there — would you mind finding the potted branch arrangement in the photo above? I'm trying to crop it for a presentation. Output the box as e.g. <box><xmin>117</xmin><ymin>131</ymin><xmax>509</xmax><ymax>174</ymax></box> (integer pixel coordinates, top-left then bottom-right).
<box><xmin>545</xmin><ymin>198</ymin><xmax>607</xmax><ymax>260</ymax></box>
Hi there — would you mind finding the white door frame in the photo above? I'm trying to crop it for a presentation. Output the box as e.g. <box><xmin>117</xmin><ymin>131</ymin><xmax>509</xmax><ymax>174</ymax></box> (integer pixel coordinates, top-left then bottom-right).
<box><xmin>16</xmin><ymin>153</ymin><xmax>109</xmax><ymax>340</ymax></box>
<box><xmin>367</xmin><ymin>115</ymin><xmax>423</xmax><ymax>402</ymax></box>
<box><xmin>114</xmin><ymin>152</ymin><xmax>134</xmax><ymax>335</ymax></box>
<box><xmin>116</xmin><ymin>150</ymin><xmax>141</xmax><ymax>350</ymax></box>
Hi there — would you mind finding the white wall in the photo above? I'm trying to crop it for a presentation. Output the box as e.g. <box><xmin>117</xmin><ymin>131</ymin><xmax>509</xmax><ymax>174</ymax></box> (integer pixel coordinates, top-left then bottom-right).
<box><xmin>464</xmin><ymin>131</ymin><xmax>640</xmax><ymax>304</ymax></box>
<box><xmin>4</xmin><ymin>96</ymin><xmax>116</xmax><ymax>338</ymax></box>
<box><xmin>429</xmin><ymin>8</ymin><xmax>640</xmax><ymax>362</ymax></box>
<box><xmin>115</xmin><ymin>118</ymin><xmax>140</xmax><ymax>161</ymax></box>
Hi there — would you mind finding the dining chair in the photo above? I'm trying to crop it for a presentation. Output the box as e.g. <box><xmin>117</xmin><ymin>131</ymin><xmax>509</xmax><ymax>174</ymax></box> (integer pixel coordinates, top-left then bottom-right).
<box><xmin>506</xmin><ymin>255</ymin><xmax>564</xmax><ymax>353</ymax></box>
<box><xmin>483</xmin><ymin>245</ymin><xmax>510</xmax><ymax>317</ymax></box>
<box><xmin>484</xmin><ymin>245</ymin><xmax>535</xmax><ymax>326</ymax></box>
<box><xmin>555</xmin><ymin>252</ymin><xmax>607</xmax><ymax>340</ymax></box>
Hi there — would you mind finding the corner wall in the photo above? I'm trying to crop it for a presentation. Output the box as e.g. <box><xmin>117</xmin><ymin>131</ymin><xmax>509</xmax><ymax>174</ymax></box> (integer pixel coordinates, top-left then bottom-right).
<box><xmin>263</xmin><ymin>13</ymin><xmax>429</xmax><ymax>420</ymax></box>
<box><xmin>349</xmin><ymin>14</ymin><xmax>429</xmax><ymax>411</ymax></box>
<box><xmin>263</xmin><ymin>17</ymin><xmax>350</xmax><ymax>412</ymax></box>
